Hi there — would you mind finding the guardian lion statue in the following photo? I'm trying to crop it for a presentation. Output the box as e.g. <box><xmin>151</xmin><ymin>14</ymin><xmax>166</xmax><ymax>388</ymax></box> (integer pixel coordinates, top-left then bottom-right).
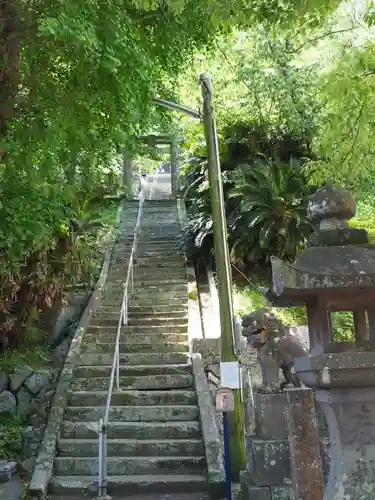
<box><xmin>241</xmin><ymin>308</ymin><xmax>308</xmax><ymax>390</ymax></box>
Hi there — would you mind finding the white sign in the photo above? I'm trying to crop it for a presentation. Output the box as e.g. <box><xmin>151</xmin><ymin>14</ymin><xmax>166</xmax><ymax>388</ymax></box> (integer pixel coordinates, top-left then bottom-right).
<box><xmin>215</xmin><ymin>387</ymin><xmax>235</xmax><ymax>412</ymax></box>
<box><xmin>220</xmin><ymin>361</ymin><xmax>240</xmax><ymax>389</ymax></box>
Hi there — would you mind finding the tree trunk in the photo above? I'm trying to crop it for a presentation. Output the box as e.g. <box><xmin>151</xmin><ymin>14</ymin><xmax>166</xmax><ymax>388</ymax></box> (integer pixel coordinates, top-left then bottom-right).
<box><xmin>0</xmin><ymin>0</ymin><xmax>21</xmax><ymax>140</ymax></box>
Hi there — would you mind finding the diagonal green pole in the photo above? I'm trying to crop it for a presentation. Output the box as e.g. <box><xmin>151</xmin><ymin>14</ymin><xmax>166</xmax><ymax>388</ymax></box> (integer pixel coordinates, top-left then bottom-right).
<box><xmin>199</xmin><ymin>72</ymin><xmax>246</xmax><ymax>479</ymax></box>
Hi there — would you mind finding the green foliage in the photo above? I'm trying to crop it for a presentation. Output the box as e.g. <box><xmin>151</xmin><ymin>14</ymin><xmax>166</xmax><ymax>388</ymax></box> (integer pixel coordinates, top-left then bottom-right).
<box><xmin>233</xmin><ymin>284</ymin><xmax>307</xmax><ymax>325</ymax></box>
<box><xmin>228</xmin><ymin>160</ymin><xmax>317</xmax><ymax>266</ymax></box>
<box><xmin>347</xmin><ymin>201</ymin><xmax>375</xmax><ymax>244</ymax></box>
<box><xmin>331</xmin><ymin>312</ymin><xmax>355</xmax><ymax>342</ymax></box>
<box><xmin>0</xmin><ymin>327</ymin><xmax>52</xmax><ymax>372</ymax></box>
<box><xmin>234</xmin><ymin>285</ymin><xmax>356</xmax><ymax>342</ymax></box>
<box><xmin>181</xmin><ymin>129</ymin><xmax>319</xmax><ymax>268</ymax></box>
<box><xmin>0</xmin><ymin>412</ymin><xmax>24</xmax><ymax>460</ymax></box>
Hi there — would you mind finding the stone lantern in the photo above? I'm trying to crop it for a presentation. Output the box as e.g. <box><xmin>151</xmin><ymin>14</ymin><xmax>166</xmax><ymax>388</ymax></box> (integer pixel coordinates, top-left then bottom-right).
<box><xmin>266</xmin><ymin>185</ymin><xmax>375</xmax><ymax>499</ymax></box>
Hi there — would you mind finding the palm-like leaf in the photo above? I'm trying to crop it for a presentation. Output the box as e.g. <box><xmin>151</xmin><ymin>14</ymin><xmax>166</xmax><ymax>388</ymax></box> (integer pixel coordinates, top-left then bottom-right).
<box><xmin>228</xmin><ymin>158</ymin><xmax>317</xmax><ymax>265</ymax></box>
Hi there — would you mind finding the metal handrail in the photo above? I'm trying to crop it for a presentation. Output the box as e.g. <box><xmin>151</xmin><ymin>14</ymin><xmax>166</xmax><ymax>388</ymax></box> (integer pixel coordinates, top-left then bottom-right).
<box><xmin>98</xmin><ymin>189</ymin><xmax>145</xmax><ymax>497</ymax></box>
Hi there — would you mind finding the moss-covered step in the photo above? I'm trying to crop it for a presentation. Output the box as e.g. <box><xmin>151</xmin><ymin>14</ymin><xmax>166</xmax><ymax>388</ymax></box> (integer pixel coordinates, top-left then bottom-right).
<box><xmin>63</xmin><ymin>405</ymin><xmax>199</xmax><ymax>422</ymax></box>
<box><xmin>78</xmin><ymin>351</ymin><xmax>189</xmax><ymax>366</ymax></box>
<box><xmin>71</xmin><ymin>374</ymin><xmax>193</xmax><ymax>391</ymax></box>
<box><xmin>82</xmin><ymin>332</ymin><xmax>188</xmax><ymax>344</ymax></box>
<box><xmin>60</xmin><ymin>420</ymin><xmax>202</xmax><ymax>440</ymax></box>
<box><xmin>74</xmin><ymin>363</ymin><xmax>192</xmax><ymax>378</ymax></box>
<box><xmin>80</xmin><ymin>340</ymin><xmax>189</xmax><ymax>353</ymax></box>
<box><xmin>57</xmin><ymin>438</ymin><xmax>204</xmax><ymax>457</ymax></box>
<box><xmin>68</xmin><ymin>389</ymin><xmax>197</xmax><ymax>407</ymax></box>
<box><xmin>53</xmin><ymin>455</ymin><xmax>206</xmax><ymax>476</ymax></box>
<box><xmin>90</xmin><ymin>318</ymin><xmax>188</xmax><ymax>331</ymax></box>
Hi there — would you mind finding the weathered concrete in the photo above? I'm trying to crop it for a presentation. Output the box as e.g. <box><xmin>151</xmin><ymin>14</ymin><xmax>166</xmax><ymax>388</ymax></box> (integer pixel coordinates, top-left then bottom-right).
<box><xmin>191</xmin><ymin>353</ymin><xmax>225</xmax><ymax>498</ymax></box>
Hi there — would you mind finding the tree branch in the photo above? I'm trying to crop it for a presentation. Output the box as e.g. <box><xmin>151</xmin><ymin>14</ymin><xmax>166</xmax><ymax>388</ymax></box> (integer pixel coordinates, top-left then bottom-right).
<box><xmin>287</xmin><ymin>27</ymin><xmax>357</xmax><ymax>54</ymax></box>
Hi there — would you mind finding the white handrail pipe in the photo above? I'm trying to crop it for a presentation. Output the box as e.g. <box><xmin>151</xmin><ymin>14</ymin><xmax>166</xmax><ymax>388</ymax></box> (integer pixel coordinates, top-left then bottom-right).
<box><xmin>97</xmin><ymin>188</ymin><xmax>145</xmax><ymax>497</ymax></box>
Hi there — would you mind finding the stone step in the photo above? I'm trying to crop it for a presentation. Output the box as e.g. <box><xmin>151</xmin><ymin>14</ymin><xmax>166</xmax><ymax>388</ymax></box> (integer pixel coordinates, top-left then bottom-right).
<box><xmin>49</xmin><ymin>490</ymin><xmax>209</xmax><ymax>500</ymax></box>
<box><xmin>88</xmin><ymin>323</ymin><xmax>188</xmax><ymax>334</ymax></box>
<box><xmin>74</xmin><ymin>363</ymin><xmax>192</xmax><ymax>378</ymax></box>
<box><xmin>72</xmin><ymin>374</ymin><xmax>193</xmax><ymax>391</ymax></box>
<box><xmin>68</xmin><ymin>389</ymin><xmax>197</xmax><ymax>407</ymax></box>
<box><xmin>109</xmin><ymin>272</ymin><xmax>187</xmax><ymax>288</ymax></box>
<box><xmin>133</xmin><ymin>246</ymin><xmax>181</xmax><ymax>252</ymax></box>
<box><xmin>132</xmin><ymin>251</ymin><xmax>185</xmax><ymax>258</ymax></box>
<box><xmin>79</xmin><ymin>352</ymin><xmax>189</xmax><ymax>366</ymax></box>
<box><xmin>64</xmin><ymin>405</ymin><xmax>199</xmax><ymax>422</ymax></box>
<box><xmin>132</xmin><ymin>279</ymin><xmax>187</xmax><ymax>287</ymax></box>
<box><xmin>90</xmin><ymin>312</ymin><xmax>187</xmax><ymax>325</ymax></box>
<box><xmin>129</xmin><ymin>278</ymin><xmax>187</xmax><ymax>285</ymax></box>
<box><xmin>102</xmin><ymin>290</ymin><xmax>187</xmax><ymax>300</ymax></box>
<box><xmin>131</xmin><ymin>274</ymin><xmax>187</xmax><ymax>282</ymax></box>
<box><xmin>81</xmin><ymin>341</ymin><xmax>189</xmax><ymax>354</ymax></box>
<box><xmin>110</xmin><ymin>252</ymin><xmax>181</xmax><ymax>263</ymax></box>
<box><xmin>135</xmin><ymin>262</ymin><xmax>185</xmax><ymax>269</ymax></box>
<box><xmin>136</xmin><ymin>241</ymin><xmax>180</xmax><ymax>246</ymax></box>
<box><xmin>137</xmin><ymin>236</ymin><xmax>180</xmax><ymax>242</ymax></box>
<box><xmin>104</xmin><ymin>288</ymin><xmax>187</xmax><ymax>299</ymax></box>
<box><xmin>108</xmin><ymin>282</ymin><xmax>187</xmax><ymax>291</ymax></box>
<box><xmin>128</xmin><ymin>297</ymin><xmax>187</xmax><ymax>306</ymax></box>
<box><xmin>60</xmin><ymin>420</ymin><xmax>201</xmax><ymax>440</ymax></box>
<box><xmin>57</xmin><ymin>438</ymin><xmax>204</xmax><ymax>457</ymax></box>
<box><xmin>127</xmin><ymin>317</ymin><xmax>188</xmax><ymax>325</ymax></box>
<box><xmin>53</xmin><ymin>456</ymin><xmax>206</xmax><ymax>476</ymax></box>
<box><xmin>83</xmin><ymin>332</ymin><xmax>188</xmax><ymax>344</ymax></box>
<box><xmin>96</xmin><ymin>309</ymin><xmax>188</xmax><ymax>320</ymax></box>
<box><xmin>127</xmin><ymin>305</ymin><xmax>188</xmax><ymax>314</ymax></box>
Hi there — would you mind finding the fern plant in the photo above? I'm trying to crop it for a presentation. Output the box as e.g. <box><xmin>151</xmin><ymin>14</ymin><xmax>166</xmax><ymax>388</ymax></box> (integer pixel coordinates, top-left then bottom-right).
<box><xmin>228</xmin><ymin>160</ymin><xmax>317</xmax><ymax>266</ymax></box>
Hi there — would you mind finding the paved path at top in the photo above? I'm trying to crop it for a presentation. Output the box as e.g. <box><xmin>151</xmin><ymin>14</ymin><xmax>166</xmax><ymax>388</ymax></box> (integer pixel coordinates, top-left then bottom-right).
<box><xmin>142</xmin><ymin>172</ymin><xmax>172</xmax><ymax>200</ymax></box>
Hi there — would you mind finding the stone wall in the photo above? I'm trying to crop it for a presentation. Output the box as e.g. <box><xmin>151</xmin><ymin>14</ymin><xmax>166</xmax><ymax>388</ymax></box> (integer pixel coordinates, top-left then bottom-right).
<box><xmin>0</xmin><ymin>291</ymin><xmax>90</xmax><ymax>475</ymax></box>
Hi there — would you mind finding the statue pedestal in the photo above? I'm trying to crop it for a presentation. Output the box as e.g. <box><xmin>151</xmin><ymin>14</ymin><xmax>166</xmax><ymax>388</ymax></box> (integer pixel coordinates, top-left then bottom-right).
<box><xmin>295</xmin><ymin>351</ymin><xmax>375</xmax><ymax>500</ymax></box>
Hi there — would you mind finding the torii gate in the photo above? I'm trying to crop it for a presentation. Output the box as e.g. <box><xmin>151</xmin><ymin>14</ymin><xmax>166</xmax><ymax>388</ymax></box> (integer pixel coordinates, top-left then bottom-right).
<box><xmin>121</xmin><ymin>134</ymin><xmax>180</xmax><ymax>199</ymax></box>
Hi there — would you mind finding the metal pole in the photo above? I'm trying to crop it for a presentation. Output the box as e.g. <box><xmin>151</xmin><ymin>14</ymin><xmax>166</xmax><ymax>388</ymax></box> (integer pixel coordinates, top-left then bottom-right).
<box><xmin>115</xmin><ymin>348</ymin><xmax>120</xmax><ymax>390</ymax></box>
<box><xmin>199</xmin><ymin>72</ymin><xmax>246</xmax><ymax>478</ymax></box>
<box><xmin>170</xmin><ymin>135</ymin><xmax>179</xmax><ymax>197</ymax></box>
<box><xmin>98</xmin><ymin>419</ymin><xmax>104</xmax><ymax>496</ymax></box>
<box><xmin>223</xmin><ymin>412</ymin><xmax>232</xmax><ymax>500</ymax></box>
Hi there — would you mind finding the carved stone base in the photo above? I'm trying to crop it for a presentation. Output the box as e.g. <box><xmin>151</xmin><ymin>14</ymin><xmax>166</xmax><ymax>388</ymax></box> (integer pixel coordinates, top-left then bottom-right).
<box><xmin>317</xmin><ymin>388</ymin><xmax>375</xmax><ymax>499</ymax></box>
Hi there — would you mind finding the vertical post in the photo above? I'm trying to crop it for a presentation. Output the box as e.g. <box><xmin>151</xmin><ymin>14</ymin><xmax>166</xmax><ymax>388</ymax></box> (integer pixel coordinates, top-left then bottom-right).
<box><xmin>285</xmin><ymin>387</ymin><xmax>324</xmax><ymax>500</ymax></box>
<box><xmin>199</xmin><ymin>72</ymin><xmax>246</xmax><ymax>478</ymax></box>
<box><xmin>223</xmin><ymin>412</ymin><xmax>232</xmax><ymax>500</ymax></box>
<box><xmin>98</xmin><ymin>419</ymin><xmax>104</xmax><ymax>496</ymax></box>
<box><xmin>122</xmin><ymin>152</ymin><xmax>133</xmax><ymax>198</ymax></box>
<box><xmin>170</xmin><ymin>135</ymin><xmax>179</xmax><ymax>198</ymax></box>
<box><xmin>116</xmin><ymin>348</ymin><xmax>120</xmax><ymax>390</ymax></box>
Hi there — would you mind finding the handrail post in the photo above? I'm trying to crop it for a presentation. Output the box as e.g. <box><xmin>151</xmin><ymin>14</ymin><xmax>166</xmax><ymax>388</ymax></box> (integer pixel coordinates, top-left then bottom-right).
<box><xmin>98</xmin><ymin>418</ymin><xmax>106</xmax><ymax>497</ymax></box>
<box><xmin>115</xmin><ymin>348</ymin><xmax>120</xmax><ymax>390</ymax></box>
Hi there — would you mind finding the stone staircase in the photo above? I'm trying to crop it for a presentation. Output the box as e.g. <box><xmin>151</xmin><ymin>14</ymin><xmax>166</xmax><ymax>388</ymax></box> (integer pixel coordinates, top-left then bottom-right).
<box><xmin>49</xmin><ymin>199</ymin><xmax>209</xmax><ymax>498</ymax></box>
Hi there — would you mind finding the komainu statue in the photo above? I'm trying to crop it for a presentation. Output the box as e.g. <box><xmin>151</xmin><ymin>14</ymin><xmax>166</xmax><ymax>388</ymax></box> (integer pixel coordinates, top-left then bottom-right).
<box><xmin>241</xmin><ymin>308</ymin><xmax>309</xmax><ymax>390</ymax></box>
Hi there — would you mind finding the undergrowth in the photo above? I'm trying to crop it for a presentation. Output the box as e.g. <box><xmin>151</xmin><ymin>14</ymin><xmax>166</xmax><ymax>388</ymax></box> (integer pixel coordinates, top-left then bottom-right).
<box><xmin>0</xmin><ymin>327</ymin><xmax>52</xmax><ymax>373</ymax></box>
<box><xmin>0</xmin><ymin>412</ymin><xmax>24</xmax><ymax>460</ymax></box>
<box><xmin>0</xmin><ymin>198</ymin><xmax>120</xmax><ymax>462</ymax></box>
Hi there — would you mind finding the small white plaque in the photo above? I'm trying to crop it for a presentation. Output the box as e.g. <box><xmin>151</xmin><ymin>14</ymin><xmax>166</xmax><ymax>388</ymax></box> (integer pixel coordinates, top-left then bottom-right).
<box><xmin>220</xmin><ymin>361</ymin><xmax>240</xmax><ymax>389</ymax></box>
<box><xmin>215</xmin><ymin>387</ymin><xmax>235</xmax><ymax>412</ymax></box>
